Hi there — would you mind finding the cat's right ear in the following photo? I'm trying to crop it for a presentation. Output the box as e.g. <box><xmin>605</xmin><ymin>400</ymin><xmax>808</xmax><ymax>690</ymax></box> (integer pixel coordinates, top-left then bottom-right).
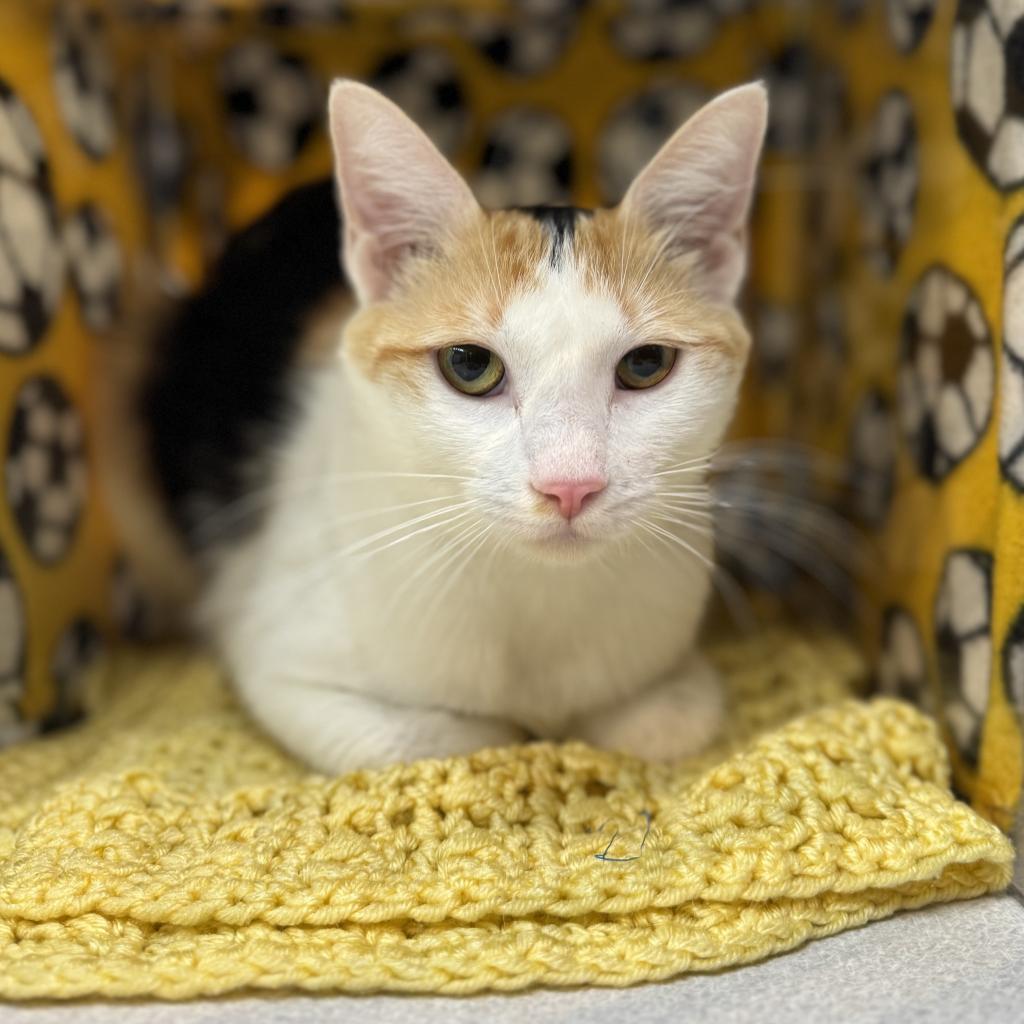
<box><xmin>619</xmin><ymin>83</ymin><xmax>767</xmax><ymax>305</ymax></box>
<box><xmin>328</xmin><ymin>80</ymin><xmax>479</xmax><ymax>304</ymax></box>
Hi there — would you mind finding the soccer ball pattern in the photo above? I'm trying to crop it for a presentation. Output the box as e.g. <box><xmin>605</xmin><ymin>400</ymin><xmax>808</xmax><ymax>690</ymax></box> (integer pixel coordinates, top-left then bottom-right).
<box><xmin>370</xmin><ymin>48</ymin><xmax>467</xmax><ymax>158</ymax></box>
<box><xmin>125</xmin><ymin>0</ymin><xmax>231</xmax><ymax>24</ymax></box>
<box><xmin>934</xmin><ymin>548</ymin><xmax>993</xmax><ymax>766</ymax></box>
<box><xmin>859</xmin><ymin>90</ymin><xmax>918</xmax><ymax>275</ymax></box>
<box><xmin>1002</xmin><ymin>604</ymin><xmax>1024</xmax><ymax>715</ymax></box>
<box><xmin>711</xmin><ymin>461</ymin><xmax>801</xmax><ymax>595</ymax></box>
<box><xmin>111</xmin><ymin>556</ymin><xmax>153</xmax><ymax>640</ymax></box>
<box><xmin>475</xmin><ymin>108</ymin><xmax>573</xmax><ymax>208</ymax></box>
<box><xmin>51</xmin><ymin>1</ymin><xmax>115</xmax><ymax>160</ymax></box>
<box><xmin>260</xmin><ymin>0</ymin><xmax>350</xmax><ymax>25</ymax></box>
<box><xmin>0</xmin><ymin>544</ymin><xmax>29</xmax><ymax>749</ymax></box>
<box><xmin>0</xmin><ymin>78</ymin><xmax>64</xmax><ymax>356</ymax></box>
<box><xmin>847</xmin><ymin>389</ymin><xmax>896</xmax><ymax>526</ymax></box>
<box><xmin>951</xmin><ymin>0</ymin><xmax>1024</xmax><ymax>191</ymax></box>
<box><xmin>836</xmin><ymin>0</ymin><xmax>868</xmax><ymax>21</ymax></box>
<box><xmin>898</xmin><ymin>265</ymin><xmax>994</xmax><ymax>482</ymax></box>
<box><xmin>1000</xmin><ymin>214</ymin><xmax>1024</xmax><ymax>489</ymax></box>
<box><xmin>609</xmin><ymin>0</ymin><xmax>750</xmax><ymax>61</ymax></box>
<box><xmin>4</xmin><ymin>376</ymin><xmax>88</xmax><ymax>566</ymax></box>
<box><xmin>763</xmin><ymin>44</ymin><xmax>815</xmax><ymax>153</ymax></box>
<box><xmin>64</xmin><ymin>203</ymin><xmax>122</xmax><ymax>333</ymax></box>
<box><xmin>878</xmin><ymin>606</ymin><xmax>931</xmax><ymax>708</ymax></box>
<box><xmin>469</xmin><ymin>0</ymin><xmax>584</xmax><ymax>76</ymax></box>
<box><xmin>598</xmin><ymin>81</ymin><xmax>706</xmax><ymax>203</ymax></box>
<box><xmin>221</xmin><ymin>42</ymin><xmax>321</xmax><ymax>171</ymax></box>
<box><xmin>754</xmin><ymin>302</ymin><xmax>799</xmax><ymax>383</ymax></box>
<box><xmin>886</xmin><ymin>0</ymin><xmax>938</xmax><ymax>53</ymax></box>
<box><xmin>132</xmin><ymin>74</ymin><xmax>190</xmax><ymax>216</ymax></box>
<box><xmin>46</xmin><ymin>616</ymin><xmax>102</xmax><ymax>731</ymax></box>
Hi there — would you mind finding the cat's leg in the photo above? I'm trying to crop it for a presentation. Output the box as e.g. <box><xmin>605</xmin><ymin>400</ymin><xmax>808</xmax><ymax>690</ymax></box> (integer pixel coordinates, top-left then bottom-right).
<box><xmin>565</xmin><ymin>653</ymin><xmax>724</xmax><ymax>761</ymax></box>
<box><xmin>241</xmin><ymin>679</ymin><xmax>528</xmax><ymax>775</ymax></box>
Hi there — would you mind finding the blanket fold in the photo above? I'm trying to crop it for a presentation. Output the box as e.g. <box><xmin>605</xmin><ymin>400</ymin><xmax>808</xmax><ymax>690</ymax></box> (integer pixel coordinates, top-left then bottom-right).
<box><xmin>0</xmin><ymin>631</ymin><xmax>1013</xmax><ymax>1000</ymax></box>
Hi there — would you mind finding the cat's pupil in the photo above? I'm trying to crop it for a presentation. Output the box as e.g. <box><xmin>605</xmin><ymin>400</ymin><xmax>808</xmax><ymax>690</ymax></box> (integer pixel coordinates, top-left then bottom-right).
<box><xmin>624</xmin><ymin>346</ymin><xmax>664</xmax><ymax>378</ymax></box>
<box><xmin>449</xmin><ymin>345</ymin><xmax>491</xmax><ymax>382</ymax></box>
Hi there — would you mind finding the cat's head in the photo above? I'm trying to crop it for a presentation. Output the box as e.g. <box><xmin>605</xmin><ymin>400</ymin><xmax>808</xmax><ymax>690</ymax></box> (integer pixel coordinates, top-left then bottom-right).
<box><xmin>328</xmin><ymin>81</ymin><xmax>766</xmax><ymax>559</ymax></box>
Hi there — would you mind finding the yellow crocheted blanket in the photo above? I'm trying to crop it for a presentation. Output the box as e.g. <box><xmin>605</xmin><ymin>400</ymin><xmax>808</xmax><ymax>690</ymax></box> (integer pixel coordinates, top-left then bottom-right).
<box><xmin>0</xmin><ymin>630</ymin><xmax>1013</xmax><ymax>1000</ymax></box>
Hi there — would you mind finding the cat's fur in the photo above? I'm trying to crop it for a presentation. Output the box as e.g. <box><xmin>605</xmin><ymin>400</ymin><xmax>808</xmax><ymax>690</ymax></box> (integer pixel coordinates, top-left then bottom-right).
<box><xmin>121</xmin><ymin>81</ymin><xmax>767</xmax><ymax>774</ymax></box>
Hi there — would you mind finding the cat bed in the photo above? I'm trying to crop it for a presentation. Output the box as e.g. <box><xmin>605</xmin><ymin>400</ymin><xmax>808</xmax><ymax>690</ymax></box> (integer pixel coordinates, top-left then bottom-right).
<box><xmin>0</xmin><ymin>629</ymin><xmax>1012</xmax><ymax>1000</ymax></box>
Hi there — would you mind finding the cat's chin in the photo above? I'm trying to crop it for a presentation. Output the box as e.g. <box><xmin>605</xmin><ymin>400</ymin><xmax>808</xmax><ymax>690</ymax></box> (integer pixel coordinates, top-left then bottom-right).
<box><xmin>519</xmin><ymin>524</ymin><xmax>608</xmax><ymax>563</ymax></box>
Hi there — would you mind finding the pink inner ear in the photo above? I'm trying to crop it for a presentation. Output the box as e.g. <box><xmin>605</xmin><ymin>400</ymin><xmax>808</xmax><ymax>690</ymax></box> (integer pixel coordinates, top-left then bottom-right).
<box><xmin>620</xmin><ymin>83</ymin><xmax>767</xmax><ymax>305</ymax></box>
<box><xmin>327</xmin><ymin>81</ymin><xmax>478</xmax><ymax>304</ymax></box>
<box><xmin>697</xmin><ymin>231</ymin><xmax>747</xmax><ymax>304</ymax></box>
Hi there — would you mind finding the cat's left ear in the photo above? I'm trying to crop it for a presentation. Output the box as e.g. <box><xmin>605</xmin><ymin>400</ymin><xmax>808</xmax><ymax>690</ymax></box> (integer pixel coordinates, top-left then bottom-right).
<box><xmin>328</xmin><ymin>80</ymin><xmax>479</xmax><ymax>304</ymax></box>
<box><xmin>620</xmin><ymin>82</ymin><xmax>768</xmax><ymax>305</ymax></box>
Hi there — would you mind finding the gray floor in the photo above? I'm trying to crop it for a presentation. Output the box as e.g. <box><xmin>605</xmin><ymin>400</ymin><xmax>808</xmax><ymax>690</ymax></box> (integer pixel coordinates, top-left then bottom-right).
<box><xmin>2</xmin><ymin>893</ymin><xmax>1023</xmax><ymax>1024</ymax></box>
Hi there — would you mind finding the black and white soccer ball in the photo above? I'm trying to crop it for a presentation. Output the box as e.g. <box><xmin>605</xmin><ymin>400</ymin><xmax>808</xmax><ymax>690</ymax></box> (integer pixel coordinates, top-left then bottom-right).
<box><xmin>370</xmin><ymin>48</ymin><xmax>467</xmax><ymax>159</ymax></box>
<box><xmin>836</xmin><ymin>0</ymin><xmax>868</xmax><ymax>21</ymax></box>
<box><xmin>221</xmin><ymin>42</ymin><xmax>321</xmax><ymax>171</ymax></box>
<box><xmin>797</xmin><ymin>286</ymin><xmax>848</xmax><ymax>426</ymax></box>
<box><xmin>111</xmin><ymin>556</ymin><xmax>153</xmax><ymax>640</ymax></box>
<box><xmin>64</xmin><ymin>203</ymin><xmax>122</xmax><ymax>333</ymax></box>
<box><xmin>886</xmin><ymin>0</ymin><xmax>938</xmax><ymax>52</ymax></box>
<box><xmin>46</xmin><ymin>617</ymin><xmax>103</xmax><ymax>731</ymax></box>
<box><xmin>468</xmin><ymin>0</ymin><xmax>585</xmax><ymax>76</ymax></box>
<box><xmin>132</xmin><ymin>74</ymin><xmax>190</xmax><ymax>217</ymax></box>
<box><xmin>859</xmin><ymin>90</ymin><xmax>918</xmax><ymax>274</ymax></box>
<box><xmin>51</xmin><ymin>1</ymin><xmax>116</xmax><ymax>160</ymax></box>
<box><xmin>125</xmin><ymin>0</ymin><xmax>231</xmax><ymax>24</ymax></box>
<box><xmin>598</xmin><ymin>81</ymin><xmax>706</xmax><ymax>203</ymax></box>
<box><xmin>1002</xmin><ymin>603</ymin><xmax>1024</xmax><ymax>715</ymax></box>
<box><xmin>609</xmin><ymin>0</ymin><xmax>750</xmax><ymax>61</ymax></box>
<box><xmin>951</xmin><ymin>0</ymin><xmax>1024</xmax><ymax>191</ymax></box>
<box><xmin>934</xmin><ymin>548</ymin><xmax>993</xmax><ymax>766</ymax></box>
<box><xmin>712</xmin><ymin>446</ymin><xmax>856</xmax><ymax>609</ymax></box>
<box><xmin>763</xmin><ymin>44</ymin><xmax>815</xmax><ymax>153</ymax></box>
<box><xmin>847</xmin><ymin>388</ymin><xmax>896</xmax><ymax>526</ymax></box>
<box><xmin>0</xmin><ymin>79</ymin><xmax>64</xmax><ymax>356</ymax></box>
<box><xmin>898</xmin><ymin>265</ymin><xmax>994</xmax><ymax>482</ymax></box>
<box><xmin>474</xmin><ymin>108</ymin><xmax>573</xmax><ymax>208</ymax></box>
<box><xmin>999</xmin><ymin>214</ymin><xmax>1024</xmax><ymax>489</ymax></box>
<box><xmin>878</xmin><ymin>606</ymin><xmax>932</xmax><ymax>708</ymax></box>
<box><xmin>0</xmin><ymin>546</ymin><xmax>29</xmax><ymax>749</ymax></box>
<box><xmin>260</xmin><ymin>0</ymin><xmax>350</xmax><ymax>25</ymax></box>
<box><xmin>711</xmin><ymin>462</ymin><xmax>801</xmax><ymax>596</ymax></box>
<box><xmin>754</xmin><ymin>301</ymin><xmax>799</xmax><ymax>383</ymax></box>
<box><xmin>4</xmin><ymin>376</ymin><xmax>88</xmax><ymax>565</ymax></box>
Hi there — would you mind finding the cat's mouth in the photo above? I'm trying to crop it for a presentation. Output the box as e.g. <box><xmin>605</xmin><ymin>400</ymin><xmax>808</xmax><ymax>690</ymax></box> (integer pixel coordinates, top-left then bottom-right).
<box><xmin>522</xmin><ymin>518</ymin><xmax>607</xmax><ymax>560</ymax></box>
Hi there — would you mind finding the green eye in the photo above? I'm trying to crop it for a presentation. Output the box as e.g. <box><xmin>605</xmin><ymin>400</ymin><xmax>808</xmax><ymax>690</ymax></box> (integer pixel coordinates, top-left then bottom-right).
<box><xmin>616</xmin><ymin>345</ymin><xmax>677</xmax><ymax>390</ymax></box>
<box><xmin>438</xmin><ymin>344</ymin><xmax>505</xmax><ymax>396</ymax></box>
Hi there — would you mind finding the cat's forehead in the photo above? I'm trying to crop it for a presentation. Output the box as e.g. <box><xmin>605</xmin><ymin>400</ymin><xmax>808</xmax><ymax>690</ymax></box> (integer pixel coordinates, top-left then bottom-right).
<box><xmin>512</xmin><ymin>206</ymin><xmax>595</xmax><ymax>268</ymax></box>
<box><xmin>474</xmin><ymin>205</ymin><xmax>674</xmax><ymax>323</ymax></box>
<box><xmin>496</xmin><ymin>208</ymin><xmax>628</xmax><ymax>357</ymax></box>
<box><xmin>343</xmin><ymin>203</ymin><xmax>736</xmax><ymax>383</ymax></box>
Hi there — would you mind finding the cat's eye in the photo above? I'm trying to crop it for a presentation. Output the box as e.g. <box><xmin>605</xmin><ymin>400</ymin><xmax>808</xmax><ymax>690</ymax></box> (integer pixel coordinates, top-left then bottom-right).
<box><xmin>438</xmin><ymin>344</ymin><xmax>505</xmax><ymax>396</ymax></box>
<box><xmin>616</xmin><ymin>345</ymin><xmax>677</xmax><ymax>390</ymax></box>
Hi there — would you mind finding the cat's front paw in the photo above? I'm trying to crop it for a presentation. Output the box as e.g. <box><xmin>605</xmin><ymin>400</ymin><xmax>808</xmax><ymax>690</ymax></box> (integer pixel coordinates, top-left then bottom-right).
<box><xmin>567</xmin><ymin>655</ymin><xmax>724</xmax><ymax>761</ymax></box>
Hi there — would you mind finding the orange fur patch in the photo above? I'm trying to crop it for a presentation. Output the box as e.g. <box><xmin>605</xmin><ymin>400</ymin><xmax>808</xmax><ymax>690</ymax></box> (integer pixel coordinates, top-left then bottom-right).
<box><xmin>575</xmin><ymin>209</ymin><xmax>750</xmax><ymax>360</ymax></box>
<box><xmin>344</xmin><ymin>206</ymin><xmax>749</xmax><ymax>388</ymax></box>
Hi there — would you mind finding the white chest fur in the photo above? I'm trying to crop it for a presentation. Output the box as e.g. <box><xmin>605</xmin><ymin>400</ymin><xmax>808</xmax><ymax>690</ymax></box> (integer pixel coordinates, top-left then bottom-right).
<box><xmin>200</xmin><ymin>365</ymin><xmax>712</xmax><ymax>744</ymax></box>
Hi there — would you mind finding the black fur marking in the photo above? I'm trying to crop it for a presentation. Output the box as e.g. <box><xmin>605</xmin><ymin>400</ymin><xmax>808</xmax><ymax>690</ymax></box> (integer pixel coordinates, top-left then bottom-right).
<box><xmin>516</xmin><ymin>205</ymin><xmax>593</xmax><ymax>267</ymax></box>
<box><xmin>142</xmin><ymin>176</ymin><xmax>344</xmax><ymax>553</ymax></box>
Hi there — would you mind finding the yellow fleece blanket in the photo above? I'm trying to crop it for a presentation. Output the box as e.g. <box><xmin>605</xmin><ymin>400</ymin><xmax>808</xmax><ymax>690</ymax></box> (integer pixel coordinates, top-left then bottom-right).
<box><xmin>0</xmin><ymin>630</ymin><xmax>1013</xmax><ymax>1000</ymax></box>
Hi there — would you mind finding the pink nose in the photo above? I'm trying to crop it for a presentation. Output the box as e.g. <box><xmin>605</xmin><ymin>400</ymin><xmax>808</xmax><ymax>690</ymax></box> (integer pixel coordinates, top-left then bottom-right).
<box><xmin>533</xmin><ymin>478</ymin><xmax>607</xmax><ymax>520</ymax></box>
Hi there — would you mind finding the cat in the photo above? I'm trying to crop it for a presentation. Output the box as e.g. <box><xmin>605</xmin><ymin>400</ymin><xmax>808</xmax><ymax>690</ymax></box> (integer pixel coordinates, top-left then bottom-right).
<box><xmin>112</xmin><ymin>79</ymin><xmax>768</xmax><ymax>775</ymax></box>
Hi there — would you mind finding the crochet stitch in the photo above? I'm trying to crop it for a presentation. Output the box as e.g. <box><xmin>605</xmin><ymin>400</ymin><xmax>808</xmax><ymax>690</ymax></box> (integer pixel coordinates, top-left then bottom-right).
<box><xmin>0</xmin><ymin>630</ymin><xmax>1013</xmax><ymax>1000</ymax></box>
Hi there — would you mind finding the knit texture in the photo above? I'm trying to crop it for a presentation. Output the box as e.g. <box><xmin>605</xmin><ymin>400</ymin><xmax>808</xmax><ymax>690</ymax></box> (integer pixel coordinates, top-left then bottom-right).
<box><xmin>0</xmin><ymin>630</ymin><xmax>1013</xmax><ymax>1000</ymax></box>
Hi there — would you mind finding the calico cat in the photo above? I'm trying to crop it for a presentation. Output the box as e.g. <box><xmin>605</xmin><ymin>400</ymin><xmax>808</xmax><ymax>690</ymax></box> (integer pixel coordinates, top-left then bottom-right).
<box><xmin>116</xmin><ymin>80</ymin><xmax>768</xmax><ymax>774</ymax></box>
